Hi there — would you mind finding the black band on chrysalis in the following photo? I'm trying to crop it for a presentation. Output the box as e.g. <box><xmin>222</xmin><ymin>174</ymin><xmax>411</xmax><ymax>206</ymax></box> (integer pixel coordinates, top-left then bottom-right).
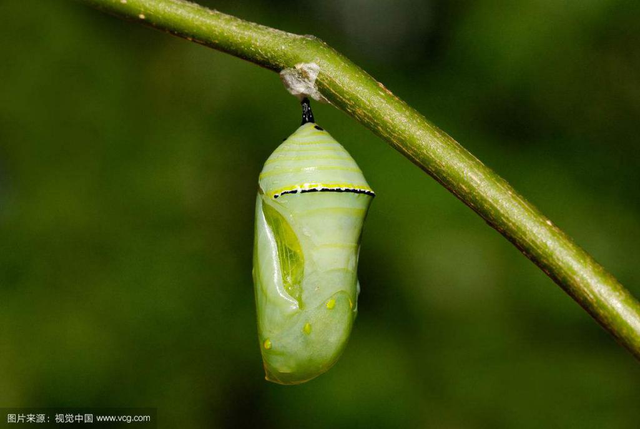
<box><xmin>301</xmin><ymin>98</ymin><xmax>315</xmax><ymax>125</ymax></box>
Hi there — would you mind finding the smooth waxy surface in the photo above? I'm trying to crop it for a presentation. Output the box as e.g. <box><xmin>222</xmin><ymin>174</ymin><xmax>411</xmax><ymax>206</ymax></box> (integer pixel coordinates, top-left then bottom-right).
<box><xmin>253</xmin><ymin>123</ymin><xmax>373</xmax><ymax>384</ymax></box>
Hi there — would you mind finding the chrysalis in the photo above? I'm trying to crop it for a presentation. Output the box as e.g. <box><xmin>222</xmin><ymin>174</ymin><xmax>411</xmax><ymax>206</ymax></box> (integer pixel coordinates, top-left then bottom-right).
<box><xmin>253</xmin><ymin>99</ymin><xmax>375</xmax><ymax>385</ymax></box>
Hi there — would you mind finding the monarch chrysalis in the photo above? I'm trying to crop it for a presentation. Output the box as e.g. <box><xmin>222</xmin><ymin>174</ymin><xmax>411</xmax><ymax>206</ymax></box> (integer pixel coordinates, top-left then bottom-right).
<box><xmin>253</xmin><ymin>99</ymin><xmax>375</xmax><ymax>385</ymax></box>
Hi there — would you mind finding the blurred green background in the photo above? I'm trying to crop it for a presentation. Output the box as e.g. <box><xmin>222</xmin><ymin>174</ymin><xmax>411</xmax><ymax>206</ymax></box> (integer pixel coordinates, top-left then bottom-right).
<box><xmin>1</xmin><ymin>0</ymin><xmax>639</xmax><ymax>427</ymax></box>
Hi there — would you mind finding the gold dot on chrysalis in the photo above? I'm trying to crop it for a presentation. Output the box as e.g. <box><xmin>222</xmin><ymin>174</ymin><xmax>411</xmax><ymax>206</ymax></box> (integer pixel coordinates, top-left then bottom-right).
<box><xmin>263</xmin><ymin>339</ymin><xmax>272</xmax><ymax>350</ymax></box>
<box><xmin>303</xmin><ymin>323</ymin><xmax>312</xmax><ymax>334</ymax></box>
<box><xmin>326</xmin><ymin>299</ymin><xmax>336</xmax><ymax>310</ymax></box>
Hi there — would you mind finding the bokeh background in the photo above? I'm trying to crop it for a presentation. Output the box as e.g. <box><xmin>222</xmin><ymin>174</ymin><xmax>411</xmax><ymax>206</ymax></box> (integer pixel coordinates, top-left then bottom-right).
<box><xmin>1</xmin><ymin>0</ymin><xmax>639</xmax><ymax>427</ymax></box>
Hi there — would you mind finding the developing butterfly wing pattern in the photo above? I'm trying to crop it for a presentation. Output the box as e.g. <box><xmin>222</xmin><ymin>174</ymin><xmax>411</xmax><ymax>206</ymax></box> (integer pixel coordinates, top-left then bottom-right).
<box><xmin>253</xmin><ymin>102</ymin><xmax>375</xmax><ymax>385</ymax></box>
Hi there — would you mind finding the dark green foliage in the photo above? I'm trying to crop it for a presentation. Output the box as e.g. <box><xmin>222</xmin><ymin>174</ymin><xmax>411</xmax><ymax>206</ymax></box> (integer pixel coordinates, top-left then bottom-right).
<box><xmin>0</xmin><ymin>0</ymin><xmax>639</xmax><ymax>427</ymax></box>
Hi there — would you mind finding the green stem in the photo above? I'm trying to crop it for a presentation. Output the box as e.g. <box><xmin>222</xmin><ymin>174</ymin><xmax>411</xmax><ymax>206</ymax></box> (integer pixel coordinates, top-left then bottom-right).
<box><xmin>77</xmin><ymin>0</ymin><xmax>640</xmax><ymax>359</ymax></box>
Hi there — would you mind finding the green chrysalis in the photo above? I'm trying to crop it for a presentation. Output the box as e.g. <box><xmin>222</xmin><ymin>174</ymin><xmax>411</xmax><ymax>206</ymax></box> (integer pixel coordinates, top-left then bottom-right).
<box><xmin>253</xmin><ymin>99</ymin><xmax>375</xmax><ymax>385</ymax></box>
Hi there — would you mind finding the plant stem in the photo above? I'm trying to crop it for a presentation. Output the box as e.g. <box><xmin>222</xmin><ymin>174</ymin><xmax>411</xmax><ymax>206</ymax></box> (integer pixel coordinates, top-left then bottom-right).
<box><xmin>76</xmin><ymin>0</ymin><xmax>640</xmax><ymax>359</ymax></box>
